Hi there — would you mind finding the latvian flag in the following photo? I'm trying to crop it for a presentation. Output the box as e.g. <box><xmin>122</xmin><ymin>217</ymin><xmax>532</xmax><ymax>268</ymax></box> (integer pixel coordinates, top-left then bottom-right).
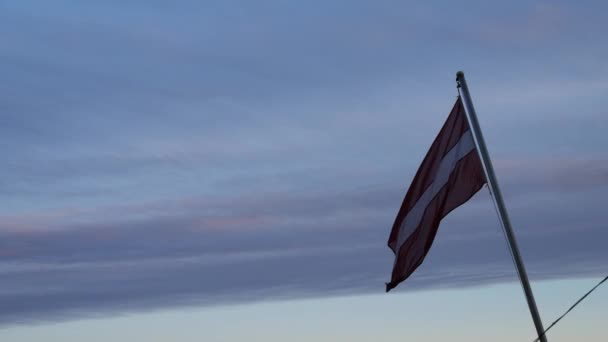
<box><xmin>386</xmin><ymin>97</ymin><xmax>487</xmax><ymax>292</ymax></box>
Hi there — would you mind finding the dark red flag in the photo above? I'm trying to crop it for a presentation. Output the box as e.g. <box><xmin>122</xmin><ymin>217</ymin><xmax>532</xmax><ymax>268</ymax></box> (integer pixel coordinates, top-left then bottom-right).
<box><xmin>386</xmin><ymin>98</ymin><xmax>486</xmax><ymax>292</ymax></box>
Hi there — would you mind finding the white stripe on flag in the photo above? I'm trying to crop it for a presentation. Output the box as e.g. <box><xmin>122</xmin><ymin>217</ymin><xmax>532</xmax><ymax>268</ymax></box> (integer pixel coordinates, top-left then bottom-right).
<box><xmin>395</xmin><ymin>130</ymin><xmax>476</xmax><ymax>252</ymax></box>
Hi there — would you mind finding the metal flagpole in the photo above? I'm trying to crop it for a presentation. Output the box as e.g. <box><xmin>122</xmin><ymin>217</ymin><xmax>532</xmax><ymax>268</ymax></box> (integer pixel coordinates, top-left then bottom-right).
<box><xmin>456</xmin><ymin>71</ymin><xmax>549</xmax><ymax>342</ymax></box>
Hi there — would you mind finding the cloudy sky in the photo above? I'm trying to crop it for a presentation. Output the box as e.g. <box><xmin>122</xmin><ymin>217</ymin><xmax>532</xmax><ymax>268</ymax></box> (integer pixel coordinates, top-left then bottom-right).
<box><xmin>1</xmin><ymin>0</ymin><xmax>607</xmax><ymax>341</ymax></box>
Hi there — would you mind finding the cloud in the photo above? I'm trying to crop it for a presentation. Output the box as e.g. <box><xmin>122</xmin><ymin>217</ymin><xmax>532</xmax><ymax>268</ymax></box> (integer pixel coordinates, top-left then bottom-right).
<box><xmin>0</xmin><ymin>0</ymin><xmax>607</xmax><ymax>328</ymax></box>
<box><xmin>1</xmin><ymin>158</ymin><xmax>607</xmax><ymax>325</ymax></box>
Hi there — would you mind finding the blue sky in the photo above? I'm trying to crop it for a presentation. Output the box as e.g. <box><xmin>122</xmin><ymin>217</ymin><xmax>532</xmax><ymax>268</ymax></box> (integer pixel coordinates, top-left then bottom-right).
<box><xmin>1</xmin><ymin>0</ymin><xmax>607</xmax><ymax>340</ymax></box>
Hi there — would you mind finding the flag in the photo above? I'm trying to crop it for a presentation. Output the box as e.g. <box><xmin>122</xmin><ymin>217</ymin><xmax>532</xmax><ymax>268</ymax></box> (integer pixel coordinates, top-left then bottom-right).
<box><xmin>386</xmin><ymin>97</ymin><xmax>487</xmax><ymax>292</ymax></box>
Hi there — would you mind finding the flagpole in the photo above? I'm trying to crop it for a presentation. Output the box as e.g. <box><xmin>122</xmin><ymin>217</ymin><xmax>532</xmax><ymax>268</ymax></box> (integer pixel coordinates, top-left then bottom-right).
<box><xmin>456</xmin><ymin>71</ymin><xmax>548</xmax><ymax>342</ymax></box>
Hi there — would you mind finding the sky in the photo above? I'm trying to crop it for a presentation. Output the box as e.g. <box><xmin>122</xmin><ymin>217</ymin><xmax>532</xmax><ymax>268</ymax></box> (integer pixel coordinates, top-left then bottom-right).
<box><xmin>1</xmin><ymin>0</ymin><xmax>607</xmax><ymax>341</ymax></box>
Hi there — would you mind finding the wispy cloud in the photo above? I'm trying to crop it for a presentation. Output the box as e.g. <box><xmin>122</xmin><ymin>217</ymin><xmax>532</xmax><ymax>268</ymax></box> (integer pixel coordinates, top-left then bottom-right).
<box><xmin>1</xmin><ymin>158</ymin><xmax>607</xmax><ymax>325</ymax></box>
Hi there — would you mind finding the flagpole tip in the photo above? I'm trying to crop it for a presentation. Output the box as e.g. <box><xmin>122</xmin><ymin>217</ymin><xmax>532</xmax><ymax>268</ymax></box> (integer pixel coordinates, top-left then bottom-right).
<box><xmin>456</xmin><ymin>71</ymin><xmax>465</xmax><ymax>79</ymax></box>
